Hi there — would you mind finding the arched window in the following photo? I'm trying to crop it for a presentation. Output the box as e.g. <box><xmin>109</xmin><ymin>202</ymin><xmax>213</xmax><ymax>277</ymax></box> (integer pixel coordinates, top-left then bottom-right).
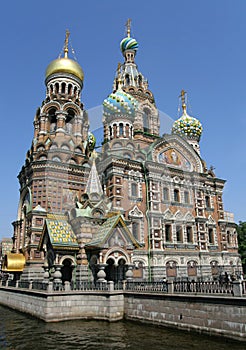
<box><xmin>143</xmin><ymin>108</ymin><xmax>150</xmax><ymax>132</ymax></box>
<box><xmin>125</xmin><ymin>74</ymin><xmax>130</xmax><ymax>85</ymax></box>
<box><xmin>55</xmin><ymin>83</ymin><xmax>59</xmax><ymax>94</ymax></box>
<box><xmin>61</xmin><ymin>82</ymin><xmax>66</xmax><ymax>94</ymax></box>
<box><xmin>119</xmin><ymin>123</ymin><xmax>124</xmax><ymax>136</ymax></box>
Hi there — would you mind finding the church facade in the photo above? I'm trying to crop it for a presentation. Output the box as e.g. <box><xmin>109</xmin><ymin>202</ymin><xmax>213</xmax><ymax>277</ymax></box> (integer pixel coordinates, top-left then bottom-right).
<box><xmin>10</xmin><ymin>24</ymin><xmax>241</xmax><ymax>283</ymax></box>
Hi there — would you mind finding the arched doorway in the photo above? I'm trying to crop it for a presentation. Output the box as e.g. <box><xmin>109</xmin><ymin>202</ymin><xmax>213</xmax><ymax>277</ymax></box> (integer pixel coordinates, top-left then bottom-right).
<box><xmin>61</xmin><ymin>259</ymin><xmax>73</xmax><ymax>283</ymax></box>
<box><xmin>105</xmin><ymin>257</ymin><xmax>127</xmax><ymax>283</ymax></box>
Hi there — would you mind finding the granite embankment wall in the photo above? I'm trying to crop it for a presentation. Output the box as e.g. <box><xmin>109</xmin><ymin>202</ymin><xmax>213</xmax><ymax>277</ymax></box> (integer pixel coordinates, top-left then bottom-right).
<box><xmin>0</xmin><ymin>288</ymin><xmax>124</xmax><ymax>322</ymax></box>
<box><xmin>124</xmin><ymin>292</ymin><xmax>246</xmax><ymax>341</ymax></box>
<box><xmin>0</xmin><ymin>287</ymin><xmax>245</xmax><ymax>341</ymax></box>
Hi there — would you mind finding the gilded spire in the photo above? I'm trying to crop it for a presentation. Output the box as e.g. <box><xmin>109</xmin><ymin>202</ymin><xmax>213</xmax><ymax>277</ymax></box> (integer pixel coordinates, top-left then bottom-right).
<box><xmin>180</xmin><ymin>89</ymin><xmax>187</xmax><ymax>114</ymax></box>
<box><xmin>64</xmin><ymin>29</ymin><xmax>70</xmax><ymax>58</ymax></box>
<box><xmin>126</xmin><ymin>18</ymin><xmax>131</xmax><ymax>38</ymax></box>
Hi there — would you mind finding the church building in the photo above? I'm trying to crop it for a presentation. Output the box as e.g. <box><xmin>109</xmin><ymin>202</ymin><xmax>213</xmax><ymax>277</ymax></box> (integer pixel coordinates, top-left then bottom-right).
<box><xmin>9</xmin><ymin>22</ymin><xmax>241</xmax><ymax>283</ymax></box>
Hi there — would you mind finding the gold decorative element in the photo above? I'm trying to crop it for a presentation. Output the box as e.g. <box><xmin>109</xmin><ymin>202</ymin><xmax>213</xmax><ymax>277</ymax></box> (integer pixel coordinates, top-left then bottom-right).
<box><xmin>180</xmin><ymin>89</ymin><xmax>187</xmax><ymax>113</ymax></box>
<box><xmin>2</xmin><ymin>253</ymin><xmax>25</xmax><ymax>272</ymax></box>
<box><xmin>64</xmin><ymin>29</ymin><xmax>70</xmax><ymax>58</ymax></box>
<box><xmin>126</xmin><ymin>18</ymin><xmax>131</xmax><ymax>38</ymax></box>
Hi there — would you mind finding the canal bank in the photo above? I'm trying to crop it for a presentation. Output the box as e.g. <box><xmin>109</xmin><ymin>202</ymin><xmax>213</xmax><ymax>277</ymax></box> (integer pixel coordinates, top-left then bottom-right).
<box><xmin>0</xmin><ymin>283</ymin><xmax>246</xmax><ymax>342</ymax></box>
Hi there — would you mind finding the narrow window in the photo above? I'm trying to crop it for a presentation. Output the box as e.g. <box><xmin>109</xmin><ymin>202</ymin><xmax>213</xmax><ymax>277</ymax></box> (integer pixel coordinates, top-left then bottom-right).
<box><xmin>187</xmin><ymin>226</ymin><xmax>193</xmax><ymax>243</ymax></box>
<box><xmin>208</xmin><ymin>228</ymin><xmax>214</xmax><ymax>244</ymax></box>
<box><xmin>174</xmin><ymin>189</ymin><xmax>180</xmax><ymax>202</ymax></box>
<box><xmin>131</xmin><ymin>183</ymin><xmax>137</xmax><ymax>197</ymax></box>
<box><xmin>165</xmin><ymin>225</ymin><xmax>172</xmax><ymax>242</ymax></box>
<box><xmin>205</xmin><ymin>196</ymin><xmax>210</xmax><ymax>208</ymax></box>
<box><xmin>184</xmin><ymin>191</ymin><xmax>190</xmax><ymax>204</ymax></box>
<box><xmin>132</xmin><ymin>222</ymin><xmax>139</xmax><ymax>240</ymax></box>
<box><xmin>176</xmin><ymin>225</ymin><xmax>183</xmax><ymax>242</ymax></box>
<box><xmin>163</xmin><ymin>187</ymin><xmax>169</xmax><ymax>201</ymax></box>
<box><xmin>119</xmin><ymin>123</ymin><xmax>124</xmax><ymax>136</ymax></box>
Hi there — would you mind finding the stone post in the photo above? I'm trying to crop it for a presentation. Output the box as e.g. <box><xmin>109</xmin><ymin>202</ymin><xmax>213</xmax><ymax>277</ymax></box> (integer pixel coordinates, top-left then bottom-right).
<box><xmin>64</xmin><ymin>281</ymin><xmax>71</xmax><ymax>291</ymax></box>
<box><xmin>233</xmin><ymin>280</ymin><xmax>243</xmax><ymax>297</ymax></box>
<box><xmin>47</xmin><ymin>281</ymin><xmax>53</xmax><ymax>293</ymax></box>
<box><xmin>108</xmin><ymin>281</ymin><xmax>114</xmax><ymax>292</ymax></box>
<box><xmin>167</xmin><ymin>281</ymin><xmax>174</xmax><ymax>294</ymax></box>
<box><xmin>29</xmin><ymin>280</ymin><xmax>33</xmax><ymax>290</ymax></box>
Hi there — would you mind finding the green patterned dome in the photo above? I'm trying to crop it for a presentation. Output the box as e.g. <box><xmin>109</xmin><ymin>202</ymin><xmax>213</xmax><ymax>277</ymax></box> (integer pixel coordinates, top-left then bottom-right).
<box><xmin>103</xmin><ymin>89</ymin><xmax>138</xmax><ymax>117</ymax></box>
<box><xmin>172</xmin><ymin>108</ymin><xmax>203</xmax><ymax>141</ymax></box>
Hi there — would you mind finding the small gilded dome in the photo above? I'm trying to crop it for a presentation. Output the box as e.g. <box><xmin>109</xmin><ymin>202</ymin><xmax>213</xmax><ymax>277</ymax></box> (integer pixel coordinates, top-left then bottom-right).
<box><xmin>172</xmin><ymin>108</ymin><xmax>203</xmax><ymax>141</ymax></box>
<box><xmin>45</xmin><ymin>57</ymin><xmax>84</xmax><ymax>81</ymax></box>
<box><xmin>120</xmin><ymin>37</ymin><xmax>138</xmax><ymax>53</ymax></box>
<box><xmin>103</xmin><ymin>90</ymin><xmax>138</xmax><ymax>117</ymax></box>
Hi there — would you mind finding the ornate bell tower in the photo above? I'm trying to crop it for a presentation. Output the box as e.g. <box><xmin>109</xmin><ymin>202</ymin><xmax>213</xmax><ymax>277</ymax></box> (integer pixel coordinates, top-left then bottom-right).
<box><xmin>12</xmin><ymin>31</ymin><xmax>90</xmax><ymax>279</ymax></box>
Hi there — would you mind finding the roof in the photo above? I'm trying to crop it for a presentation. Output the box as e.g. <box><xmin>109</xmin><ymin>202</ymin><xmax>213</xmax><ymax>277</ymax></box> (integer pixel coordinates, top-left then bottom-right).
<box><xmin>85</xmin><ymin>214</ymin><xmax>139</xmax><ymax>249</ymax></box>
<box><xmin>45</xmin><ymin>219</ymin><xmax>79</xmax><ymax>250</ymax></box>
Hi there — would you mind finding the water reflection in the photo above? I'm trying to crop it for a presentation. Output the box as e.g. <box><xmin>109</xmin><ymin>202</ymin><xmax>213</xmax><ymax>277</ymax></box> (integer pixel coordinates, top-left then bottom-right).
<box><xmin>0</xmin><ymin>305</ymin><xmax>245</xmax><ymax>350</ymax></box>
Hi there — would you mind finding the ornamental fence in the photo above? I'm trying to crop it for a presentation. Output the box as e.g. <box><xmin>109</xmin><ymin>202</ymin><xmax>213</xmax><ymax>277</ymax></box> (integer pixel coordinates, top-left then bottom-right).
<box><xmin>1</xmin><ymin>279</ymin><xmax>245</xmax><ymax>297</ymax></box>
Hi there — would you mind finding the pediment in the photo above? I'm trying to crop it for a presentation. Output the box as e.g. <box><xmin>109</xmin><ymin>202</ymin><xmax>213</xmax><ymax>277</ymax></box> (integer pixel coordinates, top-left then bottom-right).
<box><xmin>129</xmin><ymin>205</ymin><xmax>144</xmax><ymax>218</ymax></box>
<box><xmin>150</xmin><ymin>135</ymin><xmax>203</xmax><ymax>173</ymax></box>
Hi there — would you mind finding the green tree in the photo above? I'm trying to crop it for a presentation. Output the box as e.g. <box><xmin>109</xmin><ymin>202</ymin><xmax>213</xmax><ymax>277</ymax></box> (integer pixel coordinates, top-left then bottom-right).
<box><xmin>237</xmin><ymin>221</ymin><xmax>246</xmax><ymax>274</ymax></box>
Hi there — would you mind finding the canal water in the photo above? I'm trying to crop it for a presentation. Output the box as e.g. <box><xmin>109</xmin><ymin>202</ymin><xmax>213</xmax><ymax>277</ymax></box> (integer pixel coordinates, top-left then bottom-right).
<box><xmin>0</xmin><ymin>305</ymin><xmax>245</xmax><ymax>350</ymax></box>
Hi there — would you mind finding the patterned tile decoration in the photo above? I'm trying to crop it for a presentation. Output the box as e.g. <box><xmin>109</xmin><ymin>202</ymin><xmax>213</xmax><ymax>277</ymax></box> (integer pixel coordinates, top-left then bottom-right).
<box><xmin>46</xmin><ymin>219</ymin><xmax>79</xmax><ymax>248</ymax></box>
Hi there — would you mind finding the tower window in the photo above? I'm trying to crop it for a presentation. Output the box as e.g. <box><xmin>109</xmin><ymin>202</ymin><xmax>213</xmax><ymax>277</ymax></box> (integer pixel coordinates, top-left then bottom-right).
<box><xmin>143</xmin><ymin>108</ymin><xmax>150</xmax><ymax>132</ymax></box>
<box><xmin>174</xmin><ymin>189</ymin><xmax>180</xmax><ymax>202</ymax></box>
<box><xmin>119</xmin><ymin>123</ymin><xmax>124</xmax><ymax>136</ymax></box>
<box><xmin>184</xmin><ymin>191</ymin><xmax>190</xmax><ymax>204</ymax></box>
<box><xmin>208</xmin><ymin>228</ymin><xmax>214</xmax><ymax>244</ymax></box>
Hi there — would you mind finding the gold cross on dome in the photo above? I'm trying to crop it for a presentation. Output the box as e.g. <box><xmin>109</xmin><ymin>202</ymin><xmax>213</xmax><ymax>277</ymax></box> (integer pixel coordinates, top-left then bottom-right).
<box><xmin>126</xmin><ymin>19</ymin><xmax>131</xmax><ymax>38</ymax></box>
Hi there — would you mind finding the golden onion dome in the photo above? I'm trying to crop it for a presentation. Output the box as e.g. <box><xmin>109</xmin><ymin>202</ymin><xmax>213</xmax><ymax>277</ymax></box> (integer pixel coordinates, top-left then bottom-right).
<box><xmin>45</xmin><ymin>29</ymin><xmax>84</xmax><ymax>81</ymax></box>
<box><xmin>45</xmin><ymin>57</ymin><xmax>84</xmax><ymax>81</ymax></box>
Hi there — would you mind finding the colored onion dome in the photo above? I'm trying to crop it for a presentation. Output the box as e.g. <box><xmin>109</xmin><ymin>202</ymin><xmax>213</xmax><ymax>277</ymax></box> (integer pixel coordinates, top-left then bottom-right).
<box><xmin>120</xmin><ymin>37</ymin><xmax>138</xmax><ymax>53</ymax></box>
<box><xmin>103</xmin><ymin>89</ymin><xmax>138</xmax><ymax>117</ymax></box>
<box><xmin>120</xmin><ymin>19</ymin><xmax>138</xmax><ymax>54</ymax></box>
<box><xmin>87</xmin><ymin>132</ymin><xmax>96</xmax><ymax>151</ymax></box>
<box><xmin>172</xmin><ymin>90</ymin><xmax>203</xmax><ymax>141</ymax></box>
<box><xmin>45</xmin><ymin>30</ymin><xmax>84</xmax><ymax>81</ymax></box>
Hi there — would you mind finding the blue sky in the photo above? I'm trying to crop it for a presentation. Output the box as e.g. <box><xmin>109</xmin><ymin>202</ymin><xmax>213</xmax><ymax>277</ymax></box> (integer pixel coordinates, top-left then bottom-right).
<box><xmin>0</xmin><ymin>0</ymin><xmax>246</xmax><ymax>239</ymax></box>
